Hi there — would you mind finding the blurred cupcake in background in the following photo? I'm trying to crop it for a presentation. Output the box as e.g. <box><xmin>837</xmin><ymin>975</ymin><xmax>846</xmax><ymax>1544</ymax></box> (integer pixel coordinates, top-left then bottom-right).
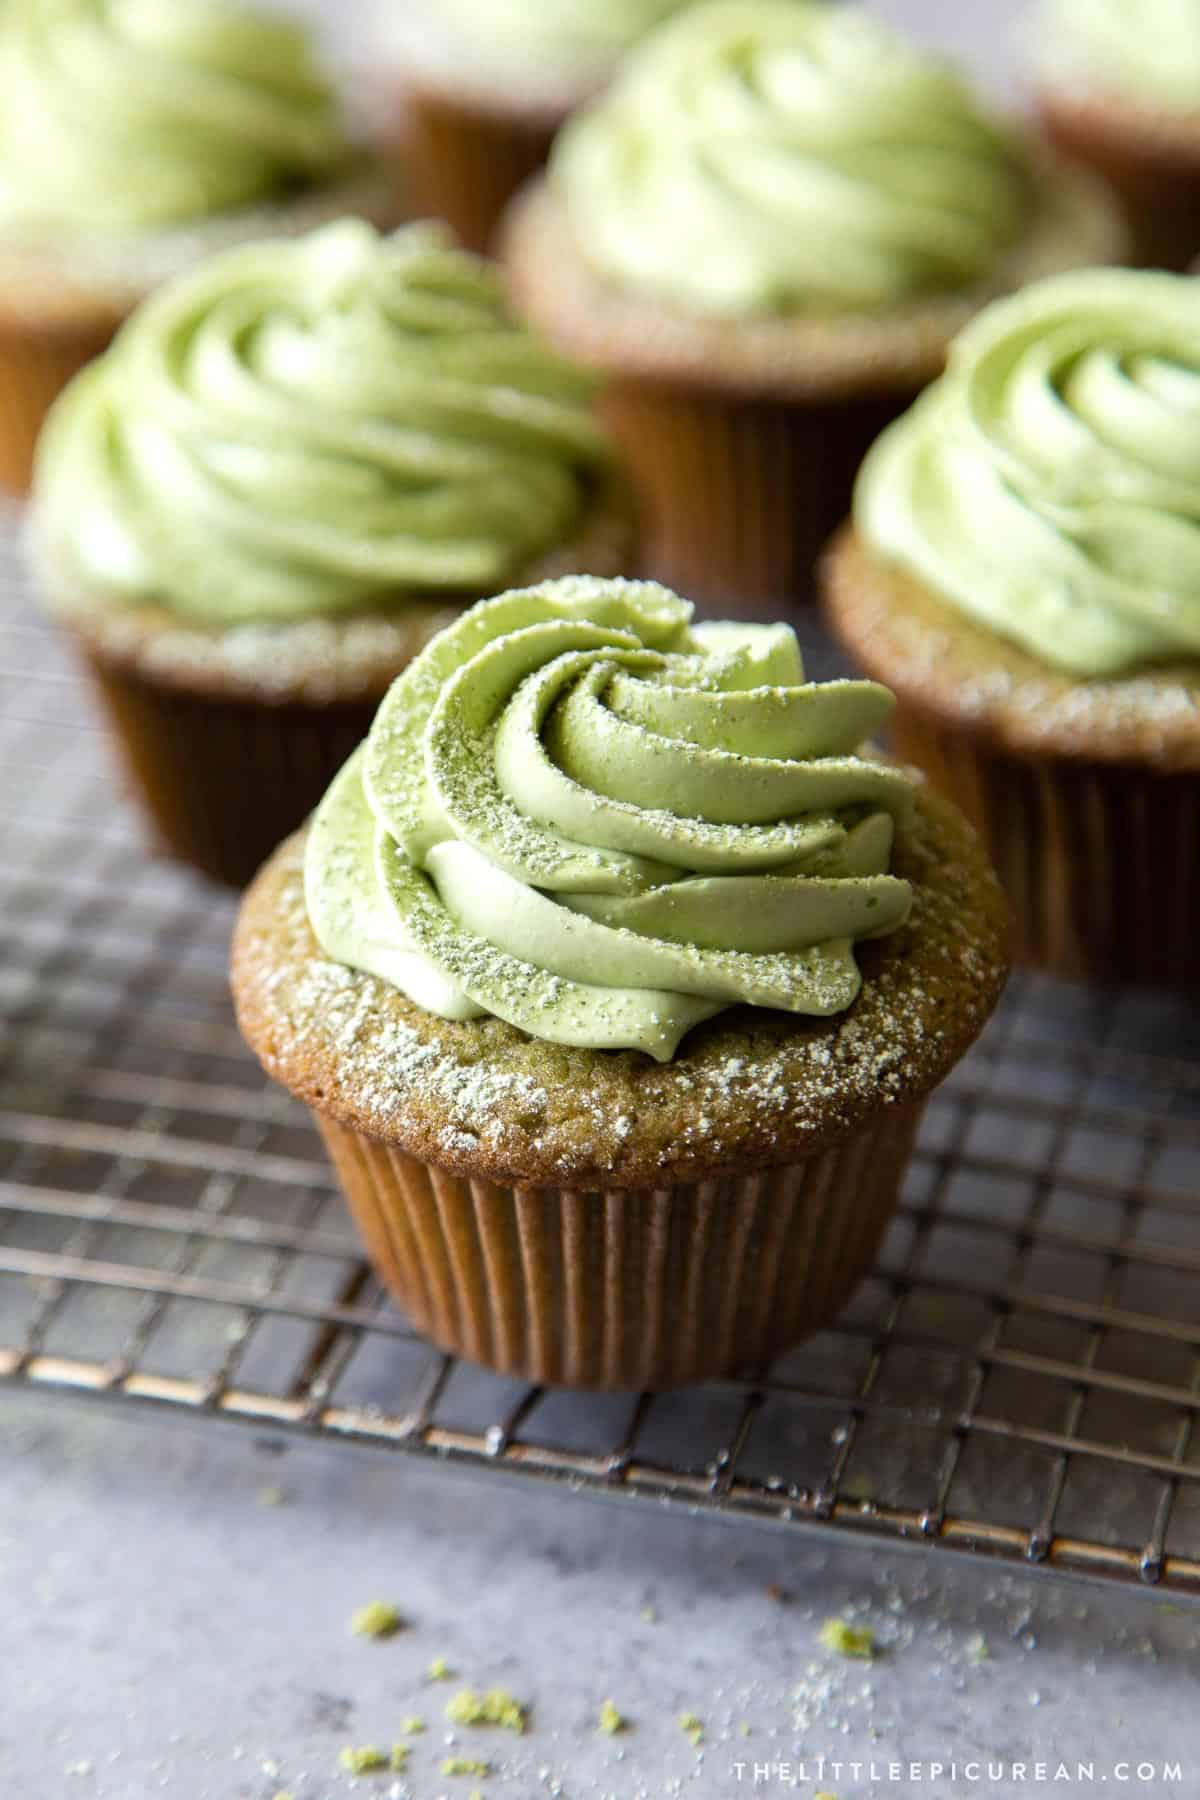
<box><xmin>28</xmin><ymin>221</ymin><xmax>633</xmax><ymax>887</ymax></box>
<box><xmin>0</xmin><ymin>0</ymin><xmax>407</xmax><ymax>495</ymax></box>
<box><xmin>504</xmin><ymin>0</ymin><xmax>1128</xmax><ymax>611</ymax></box>
<box><xmin>822</xmin><ymin>267</ymin><xmax>1200</xmax><ymax>988</ymax></box>
<box><xmin>1032</xmin><ymin>0</ymin><xmax>1200</xmax><ymax>270</ymax></box>
<box><xmin>369</xmin><ymin>0</ymin><xmax>705</xmax><ymax>255</ymax></box>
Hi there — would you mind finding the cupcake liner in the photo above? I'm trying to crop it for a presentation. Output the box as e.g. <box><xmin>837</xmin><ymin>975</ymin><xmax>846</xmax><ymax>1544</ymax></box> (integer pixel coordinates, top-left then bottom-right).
<box><xmin>0</xmin><ymin>323</ymin><xmax>113</xmax><ymax>497</ymax></box>
<box><xmin>1037</xmin><ymin>93</ymin><xmax>1200</xmax><ymax>271</ymax></box>
<box><xmin>890</xmin><ymin>711</ymin><xmax>1199</xmax><ymax>987</ymax></box>
<box><xmin>81</xmin><ymin>647</ymin><xmax>378</xmax><ymax>888</ymax></box>
<box><xmin>396</xmin><ymin>83</ymin><xmax>557</xmax><ymax>255</ymax></box>
<box><xmin>315</xmin><ymin>1102</ymin><xmax>922</xmax><ymax>1390</ymax></box>
<box><xmin>601</xmin><ymin>380</ymin><xmax>909</xmax><ymax>611</ymax></box>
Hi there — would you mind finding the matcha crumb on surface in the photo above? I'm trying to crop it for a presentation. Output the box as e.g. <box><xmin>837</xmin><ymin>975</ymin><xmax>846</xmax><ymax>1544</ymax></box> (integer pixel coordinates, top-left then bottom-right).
<box><xmin>399</xmin><ymin>1715</ymin><xmax>426</xmax><ymax>1735</ymax></box>
<box><xmin>598</xmin><ymin>1699</ymin><xmax>627</xmax><ymax>1735</ymax></box>
<box><xmin>389</xmin><ymin>1743</ymin><xmax>410</xmax><ymax>1772</ymax></box>
<box><xmin>339</xmin><ymin>1745</ymin><xmax>389</xmax><ymax>1775</ymax></box>
<box><xmin>816</xmin><ymin>1791</ymin><xmax>839</xmax><ymax>1799</ymax></box>
<box><xmin>819</xmin><ymin>1617</ymin><xmax>876</xmax><ymax>1660</ymax></box>
<box><xmin>965</xmin><ymin>1632</ymin><xmax>990</xmax><ymax>1664</ymax></box>
<box><xmin>442</xmin><ymin>1756</ymin><xmax>491</xmax><ymax>1777</ymax></box>
<box><xmin>258</xmin><ymin>1484</ymin><xmax>286</xmax><ymax>1507</ymax></box>
<box><xmin>639</xmin><ymin>1604</ymin><xmax>657</xmax><ymax>1623</ymax></box>
<box><xmin>445</xmin><ymin>1687</ymin><xmax>528</xmax><ymax>1734</ymax></box>
<box><xmin>678</xmin><ymin>1711</ymin><xmax>704</xmax><ymax>1746</ymax></box>
<box><xmin>350</xmin><ymin>1600</ymin><xmax>404</xmax><ymax>1640</ymax></box>
<box><xmin>428</xmin><ymin>1655</ymin><xmax>454</xmax><ymax>1681</ymax></box>
<box><xmin>738</xmin><ymin>1721</ymin><xmax>751</xmax><ymax>1738</ymax></box>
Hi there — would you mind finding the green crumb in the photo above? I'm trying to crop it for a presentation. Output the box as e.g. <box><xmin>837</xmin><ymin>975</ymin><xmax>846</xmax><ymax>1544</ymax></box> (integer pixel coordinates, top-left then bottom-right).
<box><xmin>350</xmin><ymin>1600</ymin><xmax>403</xmax><ymax>1640</ymax></box>
<box><xmin>398</xmin><ymin>1715</ymin><xmax>425</xmax><ymax>1735</ymax></box>
<box><xmin>338</xmin><ymin>1746</ymin><xmax>389</xmax><ymax>1775</ymax></box>
<box><xmin>640</xmin><ymin>1604</ymin><xmax>657</xmax><ymax>1623</ymax></box>
<box><xmin>258</xmin><ymin>1485</ymin><xmax>286</xmax><ymax>1507</ymax></box>
<box><xmin>965</xmin><ymin>1632</ymin><xmax>989</xmax><ymax>1664</ymax></box>
<box><xmin>389</xmin><ymin>1744</ymin><xmax>410</xmax><ymax>1772</ymax></box>
<box><xmin>816</xmin><ymin>1791</ymin><xmax>839</xmax><ymax>1799</ymax></box>
<box><xmin>738</xmin><ymin>1722</ymin><xmax>751</xmax><ymax>1738</ymax></box>
<box><xmin>428</xmin><ymin>1655</ymin><xmax>454</xmax><ymax>1681</ymax></box>
<box><xmin>445</xmin><ymin>1687</ymin><xmax>528</xmax><ymax>1734</ymax></box>
<box><xmin>819</xmin><ymin>1618</ymin><xmax>875</xmax><ymax>1660</ymax></box>
<box><xmin>442</xmin><ymin>1757</ymin><xmax>491</xmax><ymax>1778</ymax></box>
<box><xmin>598</xmin><ymin>1699</ymin><xmax>627</xmax><ymax>1735</ymax></box>
<box><xmin>272</xmin><ymin>1792</ymin><xmax>295</xmax><ymax>1800</ymax></box>
<box><xmin>678</xmin><ymin>1711</ymin><xmax>704</xmax><ymax>1746</ymax></box>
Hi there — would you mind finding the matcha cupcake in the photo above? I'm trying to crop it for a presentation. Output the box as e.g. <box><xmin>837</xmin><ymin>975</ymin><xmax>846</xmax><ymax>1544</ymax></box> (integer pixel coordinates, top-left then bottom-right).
<box><xmin>369</xmin><ymin>0</ymin><xmax>704</xmax><ymax>255</ymax></box>
<box><xmin>823</xmin><ymin>267</ymin><xmax>1200</xmax><ymax>987</ymax></box>
<box><xmin>1032</xmin><ymin>0</ymin><xmax>1200</xmax><ymax>270</ymax></box>
<box><xmin>30</xmin><ymin>222</ymin><xmax>632</xmax><ymax>888</ymax></box>
<box><xmin>232</xmin><ymin>575</ymin><xmax>1009</xmax><ymax>1390</ymax></box>
<box><xmin>503</xmin><ymin>0</ymin><xmax>1127</xmax><ymax>609</ymax></box>
<box><xmin>0</xmin><ymin>0</ymin><xmax>406</xmax><ymax>495</ymax></box>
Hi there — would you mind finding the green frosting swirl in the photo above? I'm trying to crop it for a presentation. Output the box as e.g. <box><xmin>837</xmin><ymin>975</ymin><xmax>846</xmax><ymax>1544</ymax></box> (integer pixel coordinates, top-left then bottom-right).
<box><xmin>306</xmin><ymin>576</ymin><xmax>914</xmax><ymax>1061</ymax></box>
<box><xmin>1038</xmin><ymin>0</ymin><xmax>1200</xmax><ymax>111</ymax></box>
<box><xmin>855</xmin><ymin>268</ymin><xmax>1200</xmax><ymax>678</ymax></box>
<box><xmin>0</xmin><ymin>0</ymin><xmax>350</xmax><ymax>230</ymax></box>
<box><xmin>33</xmin><ymin>221</ymin><xmax>613</xmax><ymax>626</ymax></box>
<box><xmin>431</xmin><ymin>0</ymin><xmax>698</xmax><ymax>78</ymax></box>
<box><xmin>552</xmin><ymin>0</ymin><xmax>1031</xmax><ymax>316</ymax></box>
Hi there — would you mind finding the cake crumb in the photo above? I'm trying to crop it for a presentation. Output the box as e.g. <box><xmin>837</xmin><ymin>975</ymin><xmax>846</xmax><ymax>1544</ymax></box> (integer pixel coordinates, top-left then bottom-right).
<box><xmin>820</xmin><ymin>1618</ymin><xmax>875</xmax><ymax>1660</ymax></box>
<box><xmin>351</xmin><ymin>1600</ymin><xmax>404</xmax><ymax>1640</ymax></box>
<box><xmin>428</xmin><ymin>1656</ymin><xmax>454</xmax><ymax>1681</ymax></box>
<box><xmin>390</xmin><ymin>1744</ymin><xmax>410</xmax><ymax>1772</ymax></box>
<box><xmin>598</xmin><ymin>1699</ymin><xmax>627</xmax><ymax>1735</ymax></box>
<box><xmin>399</xmin><ymin>1715</ymin><xmax>425</xmax><ymax>1735</ymax></box>
<box><xmin>679</xmin><ymin>1712</ymin><xmax>704</xmax><ymax>1746</ymax></box>
<box><xmin>640</xmin><ymin>1605</ymin><xmax>657</xmax><ymax>1624</ymax></box>
<box><xmin>339</xmin><ymin>1746</ymin><xmax>389</xmax><ymax>1775</ymax></box>
<box><xmin>442</xmin><ymin>1757</ymin><xmax>491</xmax><ymax>1778</ymax></box>
<box><xmin>445</xmin><ymin>1688</ymin><xmax>528</xmax><ymax>1734</ymax></box>
<box><xmin>258</xmin><ymin>1485</ymin><xmax>287</xmax><ymax>1507</ymax></box>
<box><xmin>965</xmin><ymin>1632</ymin><xmax>989</xmax><ymax>1664</ymax></box>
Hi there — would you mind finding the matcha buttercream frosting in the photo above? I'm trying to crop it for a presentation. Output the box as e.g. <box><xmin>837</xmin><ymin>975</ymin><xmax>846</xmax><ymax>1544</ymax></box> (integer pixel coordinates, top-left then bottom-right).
<box><xmin>855</xmin><ymin>267</ymin><xmax>1200</xmax><ymax>678</ymax></box>
<box><xmin>33</xmin><ymin>221</ymin><xmax>613</xmax><ymax>626</ymax></box>
<box><xmin>1037</xmin><ymin>0</ymin><xmax>1200</xmax><ymax>111</ymax></box>
<box><xmin>426</xmin><ymin>0</ymin><xmax>700</xmax><ymax>79</ymax></box>
<box><xmin>306</xmin><ymin>576</ymin><xmax>914</xmax><ymax>1061</ymax></box>
<box><xmin>551</xmin><ymin>0</ymin><xmax>1031</xmax><ymax>316</ymax></box>
<box><xmin>0</xmin><ymin>0</ymin><xmax>353</xmax><ymax>230</ymax></box>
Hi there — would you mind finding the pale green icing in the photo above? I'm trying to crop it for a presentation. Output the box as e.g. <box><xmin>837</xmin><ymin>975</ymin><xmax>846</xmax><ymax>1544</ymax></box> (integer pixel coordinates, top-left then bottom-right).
<box><xmin>430</xmin><ymin>0</ymin><xmax>699</xmax><ymax>78</ymax></box>
<box><xmin>1038</xmin><ymin>0</ymin><xmax>1200</xmax><ymax>111</ymax></box>
<box><xmin>551</xmin><ymin>0</ymin><xmax>1030</xmax><ymax>317</ymax></box>
<box><xmin>32</xmin><ymin>221</ymin><xmax>612</xmax><ymax>627</ymax></box>
<box><xmin>855</xmin><ymin>267</ymin><xmax>1200</xmax><ymax>678</ymax></box>
<box><xmin>306</xmin><ymin>576</ymin><xmax>913</xmax><ymax>1061</ymax></box>
<box><xmin>0</xmin><ymin>0</ymin><xmax>352</xmax><ymax>231</ymax></box>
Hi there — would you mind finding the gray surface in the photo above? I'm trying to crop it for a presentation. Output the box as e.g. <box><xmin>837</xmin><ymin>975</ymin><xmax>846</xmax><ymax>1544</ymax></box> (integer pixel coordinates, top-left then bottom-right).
<box><xmin>7</xmin><ymin>3</ymin><xmax>1195</xmax><ymax>1798</ymax></box>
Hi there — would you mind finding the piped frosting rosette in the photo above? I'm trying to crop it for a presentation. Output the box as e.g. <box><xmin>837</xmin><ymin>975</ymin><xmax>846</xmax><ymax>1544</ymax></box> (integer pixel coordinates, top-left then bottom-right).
<box><xmin>552</xmin><ymin>0</ymin><xmax>1031</xmax><ymax>316</ymax></box>
<box><xmin>432</xmin><ymin>0</ymin><xmax>698</xmax><ymax>73</ymax></box>
<box><xmin>856</xmin><ymin>267</ymin><xmax>1200</xmax><ymax>677</ymax></box>
<box><xmin>1037</xmin><ymin>0</ymin><xmax>1200</xmax><ymax>112</ymax></box>
<box><xmin>35</xmin><ymin>221</ymin><xmax>613</xmax><ymax>626</ymax></box>
<box><xmin>0</xmin><ymin>0</ymin><xmax>351</xmax><ymax>229</ymax></box>
<box><xmin>306</xmin><ymin>577</ymin><xmax>914</xmax><ymax>1061</ymax></box>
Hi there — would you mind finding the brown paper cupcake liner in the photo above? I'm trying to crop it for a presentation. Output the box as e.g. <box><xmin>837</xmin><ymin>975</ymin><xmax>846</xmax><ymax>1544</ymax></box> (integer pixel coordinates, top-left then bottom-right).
<box><xmin>1037</xmin><ymin>93</ymin><xmax>1200</xmax><ymax>271</ymax></box>
<box><xmin>0</xmin><ymin>324</ymin><xmax>113</xmax><ymax>498</ymax></box>
<box><xmin>315</xmin><ymin>1102</ymin><xmax>922</xmax><ymax>1390</ymax></box>
<box><xmin>396</xmin><ymin>85</ymin><xmax>556</xmax><ymax>255</ymax></box>
<box><xmin>82</xmin><ymin>647</ymin><xmax>377</xmax><ymax>888</ymax></box>
<box><xmin>890</xmin><ymin>711</ymin><xmax>1199</xmax><ymax>987</ymax></box>
<box><xmin>602</xmin><ymin>380</ymin><xmax>909</xmax><ymax>612</ymax></box>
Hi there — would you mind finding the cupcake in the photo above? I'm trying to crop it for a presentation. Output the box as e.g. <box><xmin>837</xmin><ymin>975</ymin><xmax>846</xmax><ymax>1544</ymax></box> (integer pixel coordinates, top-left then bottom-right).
<box><xmin>232</xmin><ymin>575</ymin><xmax>1009</xmax><ymax>1390</ymax></box>
<box><xmin>0</xmin><ymin>0</ymin><xmax>407</xmax><ymax>496</ymax></box>
<box><xmin>1032</xmin><ymin>0</ymin><xmax>1200</xmax><ymax>270</ymax></box>
<box><xmin>823</xmin><ymin>267</ymin><xmax>1200</xmax><ymax>988</ymax></box>
<box><xmin>369</xmin><ymin>0</ymin><xmax>701</xmax><ymax>256</ymax></box>
<box><xmin>30</xmin><ymin>221</ymin><xmax>632</xmax><ymax>889</ymax></box>
<box><xmin>503</xmin><ymin>0</ymin><xmax>1128</xmax><ymax>610</ymax></box>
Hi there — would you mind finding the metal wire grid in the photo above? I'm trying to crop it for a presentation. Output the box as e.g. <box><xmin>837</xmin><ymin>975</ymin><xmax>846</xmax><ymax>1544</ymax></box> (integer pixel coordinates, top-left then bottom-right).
<box><xmin>3</xmin><ymin>522</ymin><xmax>1200</xmax><ymax>1599</ymax></box>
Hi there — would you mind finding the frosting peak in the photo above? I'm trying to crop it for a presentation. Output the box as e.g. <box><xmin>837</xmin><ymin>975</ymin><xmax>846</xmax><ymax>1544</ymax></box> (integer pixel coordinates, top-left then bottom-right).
<box><xmin>306</xmin><ymin>577</ymin><xmax>913</xmax><ymax>1061</ymax></box>
<box><xmin>1037</xmin><ymin>0</ymin><xmax>1200</xmax><ymax>112</ymax></box>
<box><xmin>418</xmin><ymin>0</ymin><xmax>699</xmax><ymax>81</ymax></box>
<box><xmin>552</xmin><ymin>0</ymin><xmax>1031</xmax><ymax>316</ymax></box>
<box><xmin>0</xmin><ymin>0</ymin><xmax>350</xmax><ymax>230</ymax></box>
<box><xmin>33</xmin><ymin>222</ymin><xmax>613</xmax><ymax>626</ymax></box>
<box><xmin>855</xmin><ymin>267</ymin><xmax>1200</xmax><ymax>678</ymax></box>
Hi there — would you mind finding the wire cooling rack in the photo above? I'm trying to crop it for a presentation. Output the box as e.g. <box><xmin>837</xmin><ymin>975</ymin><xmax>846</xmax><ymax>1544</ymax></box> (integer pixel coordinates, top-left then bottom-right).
<box><xmin>3</xmin><ymin>519</ymin><xmax>1200</xmax><ymax>1600</ymax></box>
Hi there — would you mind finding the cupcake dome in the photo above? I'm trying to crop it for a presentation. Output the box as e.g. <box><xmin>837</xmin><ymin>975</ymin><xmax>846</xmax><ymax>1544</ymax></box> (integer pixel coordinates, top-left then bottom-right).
<box><xmin>553</xmin><ymin>0</ymin><xmax>1032</xmax><ymax>316</ymax></box>
<box><xmin>0</xmin><ymin>0</ymin><xmax>352</xmax><ymax>229</ymax></box>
